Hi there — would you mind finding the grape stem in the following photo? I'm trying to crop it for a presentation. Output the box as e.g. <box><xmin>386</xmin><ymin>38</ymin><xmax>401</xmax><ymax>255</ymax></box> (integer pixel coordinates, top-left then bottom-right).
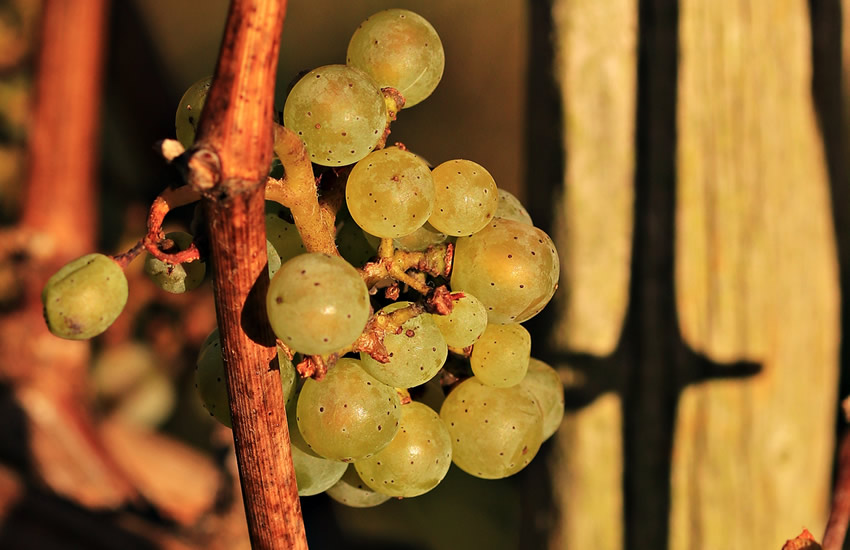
<box><xmin>110</xmin><ymin>184</ymin><xmax>202</xmax><ymax>269</ymax></box>
<box><xmin>268</xmin><ymin>123</ymin><xmax>339</xmax><ymax>255</ymax></box>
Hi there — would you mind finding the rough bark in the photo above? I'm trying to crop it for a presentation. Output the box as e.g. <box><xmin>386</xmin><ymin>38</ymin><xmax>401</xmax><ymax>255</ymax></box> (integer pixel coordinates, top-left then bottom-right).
<box><xmin>190</xmin><ymin>0</ymin><xmax>307</xmax><ymax>547</ymax></box>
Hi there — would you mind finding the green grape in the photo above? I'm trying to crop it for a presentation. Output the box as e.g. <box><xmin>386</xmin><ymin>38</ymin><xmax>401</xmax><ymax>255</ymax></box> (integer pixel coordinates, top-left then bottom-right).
<box><xmin>296</xmin><ymin>358</ymin><xmax>401</xmax><ymax>461</ymax></box>
<box><xmin>288</xmin><ymin>403</ymin><xmax>347</xmax><ymax>496</ymax></box>
<box><xmin>175</xmin><ymin>76</ymin><xmax>212</xmax><ymax>149</ymax></box>
<box><xmin>451</xmin><ymin>218</ymin><xmax>560</xmax><ymax>324</ymax></box>
<box><xmin>265</xmin><ymin>214</ymin><xmax>306</xmax><ymax>264</ymax></box>
<box><xmin>470</xmin><ymin>323</ymin><xmax>531</xmax><ymax>388</ymax></box>
<box><xmin>336</xmin><ymin>210</ymin><xmax>378</xmax><ymax>267</ymax></box>
<box><xmin>347</xmin><ymin>9</ymin><xmax>444</xmax><ymax>108</ymax></box>
<box><xmin>440</xmin><ymin>377</ymin><xmax>543</xmax><ymax>479</ymax></box>
<box><xmin>42</xmin><ymin>253</ymin><xmax>128</xmax><ymax>340</ymax></box>
<box><xmin>195</xmin><ymin>332</ymin><xmax>297</xmax><ymax>428</ymax></box>
<box><xmin>194</xmin><ymin>336</ymin><xmax>231</xmax><ymax>427</ymax></box>
<box><xmin>359</xmin><ymin>301</ymin><xmax>447</xmax><ymax>389</ymax></box>
<box><xmin>267</xmin><ymin>240</ymin><xmax>282</xmax><ymax>278</ymax></box>
<box><xmin>283</xmin><ymin>65</ymin><xmax>387</xmax><ymax>166</ymax></box>
<box><xmin>432</xmin><ymin>292</ymin><xmax>488</xmax><ymax>350</ymax></box>
<box><xmin>91</xmin><ymin>342</ymin><xmax>176</xmax><ymax>428</ymax></box>
<box><xmin>519</xmin><ymin>358</ymin><xmax>565</xmax><ymax>440</ymax></box>
<box><xmin>266</xmin><ymin>253</ymin><xmax>370</xmax><ymax>355</ymax></box>
<box><xmin>144</xmin><ymin>231</ymin><xmax>205</xmax><ymax>294</ymax></box>
<box><xmin>326</xmin><ymin>465</ymin><xmax>392</xmax><ymax>508</ymax></box>
<box><xmin>495</xmin><ymin>189</ymin><xmax>533</xmax><ymax>225</ymax></box>
<box><xmin>363</xmin><ymin>221</ymin><xmax>447</xmax><ymax>252</ymax></box>
<box><xmin>428</xmin><ymin>160</ymin><xmax>499</xmax><ymax>237</ymax></box>
<box><xmin>345</xmin><ymin>146</ymin><xmax>434</xmax><ymax>238</ymax></box>
<box><xmin>355</xmin><ymin>401</ymin><xmax>451</xmax><ymax>498</ymax></box>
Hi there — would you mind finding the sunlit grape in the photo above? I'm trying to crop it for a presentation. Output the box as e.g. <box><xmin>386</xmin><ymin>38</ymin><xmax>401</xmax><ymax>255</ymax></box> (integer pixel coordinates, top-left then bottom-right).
<box><xmin>440</xmin><ymin>377</ymin><xmax>543</xmax><ymax>479</ymax></box>
<box><xmin>355</xmin><ymin>402</ymin><xmax>452</xmax><ymax>498</ymax></box>
<box><xmin>359</xmin><ymin>301</ymin><xmax>447</xmax><ymax>389</ymax></box>
<box><xmin>495</xmin><ymin>189</ymin><xmax>533</xmax><ymax>225</ymax></box>
<box><xmin>296</xmin><ymin>358</ymin><xmax>401</xmax><ymax>461</ymax></box>
<box><xmin>432</xmin><ymin>292</ymin><xmax>488</xmax><ymax>350</ymax></box>
<box><xmin>429</xmin><ymin>159</ymin><xmax>498</xmax><ymax>237</ymax></box>
<box><xmin>266</xmin><ymin>253</ymin><xmax>370</xmax><ymax>355</ymax></box>
<box><xmin>345</xmin><ymin>146</ymin><xmax>434</xmax><ymax>238</ymax></box>
<box><xmin>347</xmin><ymin>9</ymin><xmax>444</xmax><ymax>108</ymax></box>
<box><xmin>470</xmin><ymin>323</ymin><xmax>530</xmax><ymax>388</ymax></box>
<box><xmin>284</xmin><ymin>65</ymin><xmax>387</xmax><ymax>166</ymax></box>
<box><xmin>451</xmin><ymin>218</ymin><xmax>560</xmax><ymax>324</ymax></box>
<box><xmin>519</xmin><ymin>358</ymin><xmax>565</xmax><ymax>440</ymax></box>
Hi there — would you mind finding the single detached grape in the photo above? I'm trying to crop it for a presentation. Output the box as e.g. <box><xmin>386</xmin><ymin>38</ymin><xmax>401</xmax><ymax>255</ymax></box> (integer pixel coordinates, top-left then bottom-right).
<box><xmin>519</xmin><ymin>358</ymin><xmax>565</xmax><ymax>440</ymax></box>
<box><xmin>440</xmin><ymin>377</ymin><xmax>543</xmax><ymax>479</ymax></box>
<box><xmin>266</xmin><ymin>253</ymin><xmax>370</xmax><ymax>355</ymax></box>
<box><xmin>144</xmin><ymin>232</ymin><xmax>205</xmax><ymax>294</ymax></box>
<box><xmin>345</xmin><ymin>146</ymin><xmax>434</xmax><ymax>238</ymax></box>
<box><xmin>175</xmin><ymin>76</ymin><xmax>212</xmax><ymax>148</ymax></box>
<box><xmin>355</xmin><ymin>401</ymin><xmax>452</xmax><ymax>498</ymax></box>
<box><xmin>42</xmin><ymin>253</ymin><xmax>128</xmax><ymax>340</ymax></box>
<box><xmin>359</xmin><ymin>301</ymin><xmax>447</xmax><ymax>389</ymax></box>
<box><xmin>470</xmin><ymin>323</ymin><xmax>531</xmax><ymax>388</ymax></box>
<box><xmin>283</xmin><ymin>64</ymin><xmax>387</xmax><ymax>166</ymax></box>
<box><xmin>347</xmin><ymin>9</ymin><xmax>445</xmax><ymax>108</ymax></box>
<box><xmin>451</xmin><ymin>218</ymin><xmax>560</xmax><ymax>324</ymax></box>
<box><xmin>432</xmin><ymin>292</ymin><xmax>488</xmax><ymax>350</ymax></box>
<box><xmin>495</xmin><ymin>189</ymin><xmax>533</xmax><ymax>225</ymax></box>
<box><xmin>429</xmin><ymin>160</ymin><xmax>499</xmax><ymax>236</ymax></box>
<box><xmin>326</xmin><ymin>465</ymin><xmax>392</xmax><ymax>508</ymax></box>
<box><xmin>296</xmin><ymin>358</ymin><xmax>401</xmax><ymax>461</ymax></box>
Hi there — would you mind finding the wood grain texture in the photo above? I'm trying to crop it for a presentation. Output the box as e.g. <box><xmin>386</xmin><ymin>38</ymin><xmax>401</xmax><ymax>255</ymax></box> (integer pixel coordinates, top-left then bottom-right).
<box><xmin>671</xmin><ymin>1</ymin><xmax>839</xmax><ymax>548</ymax></box>
<box><xmin>548</xmin><ymin>393</ymin><xmax>623</xmax><ymax>550</ymax></box>
<box><xmin>551</xmin><ymin>0</ymin><xmax>637</xmax><ymax>355</ymax></box>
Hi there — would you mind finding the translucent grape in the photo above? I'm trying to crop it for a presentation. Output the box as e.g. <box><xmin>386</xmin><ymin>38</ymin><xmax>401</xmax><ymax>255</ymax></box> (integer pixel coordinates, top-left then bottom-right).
<box><xmin>326</xmin><ymin>465</ymin><xmax>392</xmax><ymax>508</ymax></box>
<box><xmin>359</xmin><ymin>301</ymin><xmax>447</xmax><ymax>389</ymax></box>
<box><xmin>195</xmin><ymin>332</ymin><xmax>297</xmax><ymax>428</ymax></box>
<box><xmin>428</xmin><ymin>160</ymin><xmax>498</xmax><ymax>236</ymax></box>
<box><xmin>355</xmin><ymin>402</ymin><xmax>452</xmax><ymax>498</ymax></box>
<box><xmin>267</xmin><ymin>240</ymin><xmax>281</xmax><ymax>278</ymax></box>
<box><xmin>432</xmin><ymin>292</ymin><xmax>488</xmax><ymax>350</ymax></box>
<box><xmin>175</xmin><ymin>76</ymin><xmax>212</xmax><ymax>149</ymax></box>
<box><xmin>451</xmin><ymin>218</ymin><xmax>560</xmax><ymax>324</ymax></box>
<box><xmin>440</xmin><ymin>377</ymin><xmax>543</xmax><ymax>479</ymax></box>
<box><xmin>519</xmin><ymin>358</ymin><xmax>565</xmax><ymax>440</ymax></box>
<box><xmin>296</xmin><ymin>358</ymin><xmax>401</xmax><ymax>461</ymax></box>
<box><xmin>469</xmin><ymin>323</ymin><xmax>531</xmax><ymax>388</ymax></box>
<box><xmin>266</xmin><ymin>253</ymin><xmax>370</xmax><ymax>355</ymax></box>
<box><xmin>144</xmin><ymin>231</ymin><xmax>205</xmax><ymax>294</ymax></box>
<box><xmin>363</xmin><ymin>221</ymin><xmax>447</xmax><ymax>252</ymax></box>
<box><xmin>265</xmin><ymin>214</ymin><xmax>306</xmax><ymax>264</ymax></box>
<box><xmin>345</xmin><ymin>146</ymin><xmax>434</xmax><ymax>238</ymax></box>
<box><xmin>288</xmin><ymin>406</ymin><xmax>347</xmax><ymax>496</ymax></box>
<box><xmin>42</xmin><ymin>253</ymin><xmax>128</xmax><ymax>340</ymax></box>
<box><xmin>347</xmin><ymin>9</ymin><xmax>445</xmax><ymax>108</ymax></box>
<box><xmin>495</xmin><ymin>189</ymin><xmax>533</xmax><ymax>225</ymax></box>
<box><xmin>283</xmin><ymin>65</ymin><xmax>387</xmax><ymax>166</ymax></box>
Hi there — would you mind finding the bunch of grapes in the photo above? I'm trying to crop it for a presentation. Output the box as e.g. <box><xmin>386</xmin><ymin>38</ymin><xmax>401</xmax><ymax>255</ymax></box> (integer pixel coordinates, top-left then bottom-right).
<box><xmin>41</xmin><ymin>8</ymin><xmax>565</xmax><ymax>506</ymax></box>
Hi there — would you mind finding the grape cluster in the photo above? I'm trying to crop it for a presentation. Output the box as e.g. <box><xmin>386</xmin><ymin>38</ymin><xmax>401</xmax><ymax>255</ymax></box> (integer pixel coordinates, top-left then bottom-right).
<box><xmin>41</xmin><ymin>8</ymin><xmax>566</xmax><ymax>506</ymax></box>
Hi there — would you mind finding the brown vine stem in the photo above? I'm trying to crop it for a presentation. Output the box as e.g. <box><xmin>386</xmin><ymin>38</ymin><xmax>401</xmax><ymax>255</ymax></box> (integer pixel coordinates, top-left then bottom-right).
<box><xmin>186</xmin><ymin>0</ymin><xmax>307</xmax><ymax>548</ymax></box>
